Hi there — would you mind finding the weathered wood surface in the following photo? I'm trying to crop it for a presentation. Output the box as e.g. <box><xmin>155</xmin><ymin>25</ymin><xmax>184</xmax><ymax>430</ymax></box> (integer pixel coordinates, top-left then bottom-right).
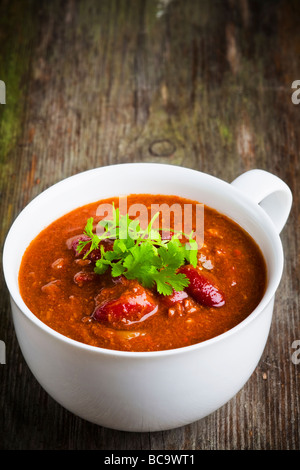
<box><xmin>0</xmin><ymin>0</ymin><xmax>299</xmax><ymax>450</ymax></box>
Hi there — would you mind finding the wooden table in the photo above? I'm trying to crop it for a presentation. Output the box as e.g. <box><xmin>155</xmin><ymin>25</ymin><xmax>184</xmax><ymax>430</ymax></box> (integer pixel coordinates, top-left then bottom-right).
<box><xmin>0</xmin><ymin>0</ymin><xmax>299</xmax><ymax>451</ymax></box>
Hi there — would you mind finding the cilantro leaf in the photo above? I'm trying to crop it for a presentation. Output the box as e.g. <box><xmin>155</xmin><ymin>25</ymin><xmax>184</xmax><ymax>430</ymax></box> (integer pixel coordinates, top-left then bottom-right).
<box><xmin>154</xmin><ymin>269</ymin><xmax>190</xmax><ymax>296</ymax></box>
<box><xmin>77</xmin><ymin>207</ymin><xmax>199</xmax><ymax>295</ymax></box>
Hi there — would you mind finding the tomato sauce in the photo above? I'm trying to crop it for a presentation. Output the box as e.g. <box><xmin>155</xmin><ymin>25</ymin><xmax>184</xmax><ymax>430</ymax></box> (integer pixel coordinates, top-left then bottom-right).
<box><xmin>18</xmin><ymin>194</ymin><xmax>267</xmax><ymax>352</ymax></box>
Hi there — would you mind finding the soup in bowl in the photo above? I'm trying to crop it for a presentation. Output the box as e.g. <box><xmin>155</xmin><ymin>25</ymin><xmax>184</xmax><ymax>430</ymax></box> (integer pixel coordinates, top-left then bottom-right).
<box><xmin>3</xmin><ymin>164</ymin><xmax>292</xmax><ymax>432</ymax></box>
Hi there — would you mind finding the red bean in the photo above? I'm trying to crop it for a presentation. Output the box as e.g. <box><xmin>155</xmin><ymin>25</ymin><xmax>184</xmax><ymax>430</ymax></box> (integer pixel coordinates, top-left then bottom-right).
<box><xmin>179</xmin><ymin>265</ymin><xmax>225</xmax><ymax>308</ymax></box>
<box><xmin>71</xmin><ymin>235</ymin><xmax>90</xmax><ymax>255</ymax></box>
<box><xmin>161</xmin><ymin>290</ymin><xmax>188</xmax><ymax>307</ymax></box>
<box><xmin>92</xmin><ymin>282</ymin><xmax>158</xmax><ymax>328</ymax></box>
<box><xmin>71</xmin><ymin>235</ymin><xmax>113</xmax><ymax>262</ymax></box>
<box><xmin>74</xmin><ymin>271</ymin><xmax>98</xmax><ymax>286</ymax></box>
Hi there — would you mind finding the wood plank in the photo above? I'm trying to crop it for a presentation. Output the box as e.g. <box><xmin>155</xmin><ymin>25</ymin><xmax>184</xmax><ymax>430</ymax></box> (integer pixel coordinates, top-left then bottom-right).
<box><xmin>0</xmin><ymin>0</ymin><xmax>299</xmax><ymax>450</ymax></box>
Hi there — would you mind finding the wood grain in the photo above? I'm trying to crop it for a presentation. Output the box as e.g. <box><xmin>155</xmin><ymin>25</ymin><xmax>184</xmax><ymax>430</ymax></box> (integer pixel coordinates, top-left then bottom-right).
<box><xmin>0</xmin><ymin>0</ymin><xmax>299</xmax><ymax>450</ymax></box>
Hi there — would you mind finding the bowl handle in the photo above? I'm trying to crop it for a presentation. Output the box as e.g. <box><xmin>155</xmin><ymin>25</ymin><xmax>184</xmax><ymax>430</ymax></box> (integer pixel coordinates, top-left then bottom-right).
<box><xmin>231</xmin><ymin>169</ymin><xmax>292</xmax><ymax>234</ymax></box>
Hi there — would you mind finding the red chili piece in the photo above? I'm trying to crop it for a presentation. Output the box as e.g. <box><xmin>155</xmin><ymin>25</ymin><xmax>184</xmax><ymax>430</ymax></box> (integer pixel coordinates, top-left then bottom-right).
<box><xmin>179</xmin><ymin>265</ymin><xmax>225</xmax><ymax>307</ymax></box>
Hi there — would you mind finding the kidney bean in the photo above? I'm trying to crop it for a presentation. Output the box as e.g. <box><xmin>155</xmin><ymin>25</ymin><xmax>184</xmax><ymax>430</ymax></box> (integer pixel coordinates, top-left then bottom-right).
<box><xmin>70</xmin><ymin>234</ymin><xmax>90</xmax><ymax>253</ymax></box>
<box><xmin>161</xmin><ymin>289</ymin><xmax>188</xmax><ymax>307</ymax></box>
<box><xmin>51</xmin><ymin>257</ymin><xmax>65</xmax><ymax>269</ymax></box>
<box><xmin>71</xmin><ymin>234</ymin><xmax>113</xmax><ymax>262</ymax></box>
<box><xmin>179</xmin><ymin>265</ymin><xmax>225</xmax><ymax>307</ymax></box>
<box><xmin>92</xmin><ymin>281</ymin><xmax>158</xmax><ymax>328</ymax></box>
<box><xmin>74</xmin><ymin>271</ymin><xmax>98</xmax><ymax>286</ymax></box>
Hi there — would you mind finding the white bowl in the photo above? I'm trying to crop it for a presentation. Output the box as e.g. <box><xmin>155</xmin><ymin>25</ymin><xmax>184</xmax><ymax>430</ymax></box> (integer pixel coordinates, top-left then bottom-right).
<box><xmin>3</xmin><ymin>164</ymin><xmax>292</xmax><ymax>432</ymax></box>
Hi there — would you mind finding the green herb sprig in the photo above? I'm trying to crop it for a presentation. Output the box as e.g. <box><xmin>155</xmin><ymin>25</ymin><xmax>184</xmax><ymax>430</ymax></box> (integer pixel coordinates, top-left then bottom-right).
<box><xmin>77</xmin><ymin>205</ymin><xmax>198</xmax><ymax>296</ymax></box>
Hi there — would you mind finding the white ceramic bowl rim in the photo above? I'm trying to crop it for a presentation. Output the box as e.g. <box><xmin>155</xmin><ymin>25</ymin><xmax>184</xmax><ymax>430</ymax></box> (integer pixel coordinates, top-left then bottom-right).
<box><xmin>3</xmin><ymin>163</ymin><xmax>288</xmax><ymax>358</ymax></box>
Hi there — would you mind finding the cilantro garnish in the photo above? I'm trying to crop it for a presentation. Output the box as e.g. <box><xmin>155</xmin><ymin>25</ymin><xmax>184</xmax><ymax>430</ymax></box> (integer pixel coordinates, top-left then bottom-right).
<box><xmin>77</xmin><ymin>205</ymin><xmax>198</xmax><ymax>296</ymax></box>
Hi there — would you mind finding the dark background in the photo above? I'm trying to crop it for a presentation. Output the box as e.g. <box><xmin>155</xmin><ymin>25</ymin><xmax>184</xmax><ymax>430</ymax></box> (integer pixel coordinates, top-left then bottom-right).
<box><xmin>0</xmin><ymin>0</ymin><xmax>299</xmax><ymax>450</ymax></box>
